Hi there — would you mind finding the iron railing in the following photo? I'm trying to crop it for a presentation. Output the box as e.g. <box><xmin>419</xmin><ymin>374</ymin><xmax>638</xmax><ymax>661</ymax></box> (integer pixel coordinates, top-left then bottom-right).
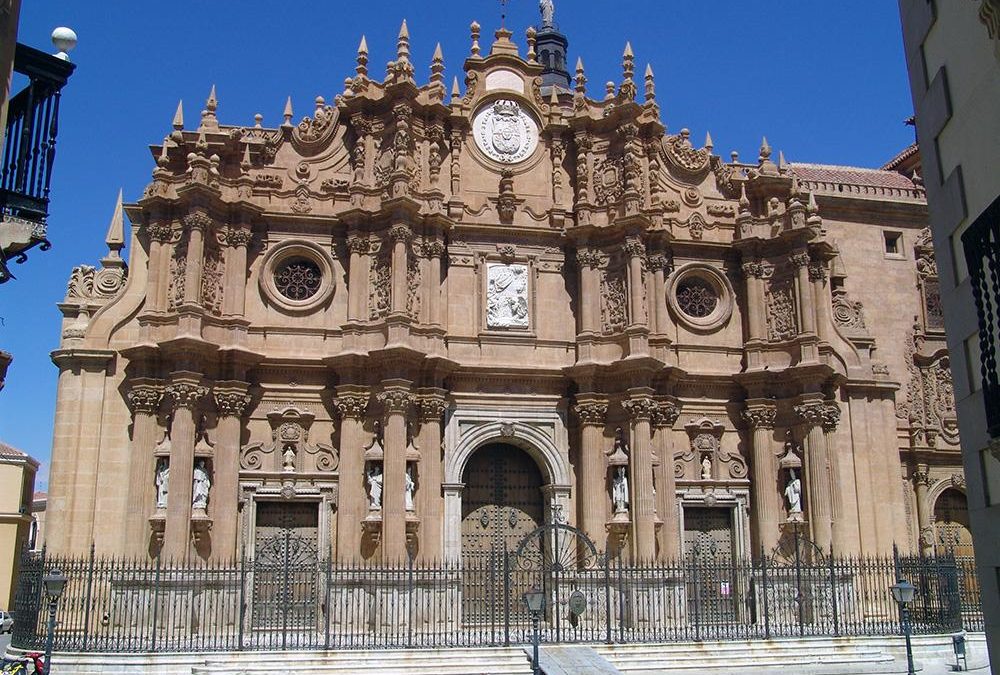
<box><xmin>963</xmin><ymin>193</ymin><xmax>1000</xmax><ymax>438</ymax></box>
<box><xmin>11</xmin><ymin>547</ymin><xmax>982</xmax><ymax>653</ymax></box>
<box><xmin>0</xmin><ymin>42</ymin><xmax>75</xmax><ymax>282</ymax></box>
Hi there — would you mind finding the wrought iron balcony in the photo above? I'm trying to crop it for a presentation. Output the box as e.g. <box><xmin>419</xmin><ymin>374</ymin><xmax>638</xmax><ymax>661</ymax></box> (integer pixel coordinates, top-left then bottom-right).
<box><xmin>962</xmin><ymin>193</ymin><xmax>1000</xmax><ymax>438</ymax></box>
<box><xmin>0</xmin><ymin>42</ymin><xmax>76</xmax><ymax>283</ymax></box>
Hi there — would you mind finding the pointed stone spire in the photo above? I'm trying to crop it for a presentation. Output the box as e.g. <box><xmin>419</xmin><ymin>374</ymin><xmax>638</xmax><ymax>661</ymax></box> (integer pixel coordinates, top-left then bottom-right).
<box><xmin>397</xmin><ymin>20</ymin><xmax>410</xmax><ymax>62</ymax></box>
<box><xmin>470</xmin><ymin>21</ymin><xmax>481</xmax><ymax>58</ymax></box>
<box><xmin>778</xmin><ymin>150</ymin><xmax>787</xmax><ymax>172</ymax></box>
<box><xmin>199</xmin><ymin>85</ymin><xmax>219</xmax><ymax>131</ymax></box>
<box><xmin>806</xmin><ymin>190</ymin><xmax>823</xmax><ymax>228</ymax></box>
<box><xmin>549</xmin><ymin>87</ymin><xmax>559</xmax><ymax>106</ymax></box>
<box><xmin>157</xmin><ymin>137</ymin><xmax>170</xmax><ymax>167</ymax></box>
<box><xmin>620</xmin><ymin>42</ymin><xmax>636</xmax><ymax>100</ymax></box>
<box><xmin>172</xmin><ymin>100</ymin><xmax>184</xmax><ymax>131</ymax></box>
<box><xmin>283</xmin><ymin>96</ymin><xmax>293</xmax><ymax>127</ymax></box>
<box><xmin>430</xmin><ymin>43</ymin><xmax>445</xmax><ymax>86</ymax></box>
<box><xmin>450</xmin><ymin>76</ymin><xmax>461</xmax><ymax>104</ymax></box>
<box><xmin>105</xmin><ymin>189</ymin><xmax>125</xmax><ymax>260</ymax></box>
<box><xmin>644</xmin><ymin>64</ymin><xmax>655</xmax><ymax>102</ymax></box>
<box><xmin>240</xmin><ymin>142</ymin><xmax>252</xmax><ymax>172</ymax></box>
<box><xmin>807</xmin><ymin>190</ymin><xmax>819</xmax><ymax>214</ymax></box>
<box><xmin>739</xmin><ymin>183</ymin><xmax>750</xmax><ymax>211</ymax></box>
<box><xmin>704</xmin><ymin>131</ymin><xmax>714</xmax><ymax>151</ymax></box>
<box><xmin>758</xmin><ymin>136</ymin><xmax>777</xmax><ymax>175</ymax></box>
<box><xmin>574</xmin><ymin>57</ymin><xmax>587</xmax><ymax>95</ymax></box>
<box><xmin>356</xmin><ymin>35</ymin><xmax>369</xmax><ymax>79</ymax></box>
<box><xmin>759</xmin><ymin>136</ymin><xmax>772</xmax><ymax>163</ymax></box>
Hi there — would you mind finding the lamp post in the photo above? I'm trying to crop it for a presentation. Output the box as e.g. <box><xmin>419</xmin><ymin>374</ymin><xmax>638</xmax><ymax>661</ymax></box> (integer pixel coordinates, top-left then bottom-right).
<box><xmin>523</xmin><ymin>588</ymin><xmax>545</xmax><ymax>675</ymax></box>
<box><xmin>890</xmin><ymin>578</ymin><xmax>916</xmax><ymax>675</ymax></box>
<box><xmin>41</xmin><ymin>568</ymin><xmax>68</xmax><ymax>674</ymax></box>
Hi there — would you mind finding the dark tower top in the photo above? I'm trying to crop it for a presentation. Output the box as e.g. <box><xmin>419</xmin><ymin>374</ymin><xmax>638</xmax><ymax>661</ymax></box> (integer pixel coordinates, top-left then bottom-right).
<box><xmin>536</xmin><ymin>0</ymin><xmax>570</xmax><ymax>91</ymax></box>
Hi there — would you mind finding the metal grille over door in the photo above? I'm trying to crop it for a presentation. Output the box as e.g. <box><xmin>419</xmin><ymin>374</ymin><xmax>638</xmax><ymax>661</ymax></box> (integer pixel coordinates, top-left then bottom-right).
<box><xmin>683</xmin><ymin>507</ymin><xmax>737</xmax><ymax>624</ymax></box>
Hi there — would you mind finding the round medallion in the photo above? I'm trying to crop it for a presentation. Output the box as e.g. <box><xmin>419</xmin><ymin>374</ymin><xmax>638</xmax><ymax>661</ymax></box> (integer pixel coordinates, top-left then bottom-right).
<box><xmin>472</xmin><ymin>99</ymin><xmax>538</xmax><ymax>164</ymax></box>
<box><xmin>666</xmin><ymin>262</ymin><xmax>735</xmax><ymax>332</ymax></box>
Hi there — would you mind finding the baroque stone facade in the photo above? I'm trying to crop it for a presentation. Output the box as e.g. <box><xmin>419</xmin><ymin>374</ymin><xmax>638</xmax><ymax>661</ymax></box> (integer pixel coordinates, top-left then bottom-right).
<box><xmin>46</xmin><ymin>10</ymin><xmax>970</xmax><ymax>565</ymax></box>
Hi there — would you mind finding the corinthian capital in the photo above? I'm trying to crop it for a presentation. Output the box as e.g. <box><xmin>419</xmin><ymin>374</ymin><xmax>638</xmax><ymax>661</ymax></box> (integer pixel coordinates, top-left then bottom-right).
<box><xmin>334</xmin><ymin>393</ymin><xmax>370</xmax><ymax>419</ymax></box>
<box><xmin>377</xmin><ymin>388</ymin><xmax>414</xmax><ymax>413</ymax></box>
<box><xmin>127</xmin><ymin>383</ymin><xmax>164</xmax><ymax>416</ymax></box>
<box><xmin>214</xmin><ymin>389</ymin><xmax>251</xmax><ymax>418</ymax></box>
<box><xmin>793</xmin><ymin>402</ymin><xmax>825</xmax><ymax>426</ymax></box>
<box><xmin>622</xmin><ymin>237</ymin><xmax>646</xmax><ymax>258</ymax></box>
<box><xmin>651</xmin><ymin>401</ymin><xmax>681</xmax><ymax>429</ymax></box>
<box><xmin>417</xmin><ymin>393</ymin><xmax>448</xmax><ymax>421</ymax></box>
<box><xmin>621</xmin><ymin>396</ymin><xmax>656</xmax><ymax>422</ymax></box>
<box><xmin>574</xmin><ymin>401</ymin><xmax>608</xmax><ymax>426</ymax></box>
<box><xmin>165</xmin><ymin>382</ymin><xmax>209</xmax><ymax>410</ymax></box>
<box><xmin>741</xmin><ymin>404</ymin><xmax>777</xmax><ymax>430</ymax></box>
<box><xmin>183</xmin><ymin>212</ymin><xmax>214</xmax><ymax>231</ymax></box>
<box><xmin>821</xmin><ymin>402</ymin><xmax>841</xmax><ymax>432</ymax></box>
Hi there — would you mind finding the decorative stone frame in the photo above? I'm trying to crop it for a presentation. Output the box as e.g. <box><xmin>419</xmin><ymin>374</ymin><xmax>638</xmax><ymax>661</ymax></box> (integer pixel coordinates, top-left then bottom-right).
<box><xmin>675</xmin><ymin>487</ymin><xmax>752</xmax><ymax>559</ymax></box>
<box><xmin>468</xmin><ymin>94</ymin><xmax>546</xmax><ymax>175</ymax></box>
<box><xmin>259</xmin><ymin>239</ymin><xmax>336</xmax><ymax>314</ymax></box>
<box><xmin>477</xmin><ymin>255</ymin><xmax>537</xmax><ymax>336</ymax></box>
<box><xmin>239</xmin><ymin>483</ymin><xmax>338</xmax><ymax>561</ymax></box>
<box><xmin>666</xmin><ymin>262</ymin><xmax>735</xmax><ymax>332</ymax></box>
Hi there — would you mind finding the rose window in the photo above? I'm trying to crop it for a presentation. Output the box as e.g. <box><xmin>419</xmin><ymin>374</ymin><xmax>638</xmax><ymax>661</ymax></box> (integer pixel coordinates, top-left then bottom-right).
<box><xmin>274</xmin><ymin>258</ymin><xmax>322</xmax><ymax>301</ymax></box>
<box><xmin>676</xmin><ymin>277</ymin><xmax>718</xmax><ymax>318</ymax></box>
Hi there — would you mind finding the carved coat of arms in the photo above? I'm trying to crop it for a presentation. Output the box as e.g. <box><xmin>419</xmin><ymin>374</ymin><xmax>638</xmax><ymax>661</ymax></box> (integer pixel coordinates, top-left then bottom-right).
<box><xmin>473</xmin><ymin>99</ymin><xmax>537</xmax><ymax>164</ymax></box>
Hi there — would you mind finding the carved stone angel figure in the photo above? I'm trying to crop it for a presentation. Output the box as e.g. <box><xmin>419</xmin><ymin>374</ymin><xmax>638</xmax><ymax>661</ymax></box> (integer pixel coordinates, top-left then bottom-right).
<box><xmin>155</xmin><ymin>458</ymin><xmax>169</xmax><ymax>509</ymax></box>
<box><xmin>367</xmin><ymin>463</ymin><xmax>384</xmax><ymax>510</ymax></box>
<box><xmin>192</xmin><ymin>460</ymin><xmax>211</xmax><ymax>510</ymax></box>
<box><xmin>612</xmin><ymin>466</ymin><xmax>629</xmax><ymax>514</ymax></box>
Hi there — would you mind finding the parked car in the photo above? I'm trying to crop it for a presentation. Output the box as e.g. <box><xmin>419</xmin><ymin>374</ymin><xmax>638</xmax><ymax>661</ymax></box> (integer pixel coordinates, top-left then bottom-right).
<box><xmin>0</xmin><ymin>610</ymin><xmax>13</xmax><ymax>633</ymax></box>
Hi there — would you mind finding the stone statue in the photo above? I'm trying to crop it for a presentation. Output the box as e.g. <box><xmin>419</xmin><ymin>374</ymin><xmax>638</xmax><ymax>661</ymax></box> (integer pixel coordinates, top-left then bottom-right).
<box><xmin>367</xmin><ymin>463</ymin><xmax>383</xmax><ymax>509</ymax></box>
<box><xmin>155</xmin><ymin>459</ymin><xmax>169</xmax><ymax>509</ymax></box>
<box><xmin>282</xmin><ymin>443</ymin><xmax>296</xmax><ymax>472</ymax></box>
<box><xmin>612</xmin><ymin>466</ymin><xmax>629</xmax><ymax>514</ymax></box>
<box><xmin>785</xmin><ymin>469</ymin><xmax>802</xmax><ymax>516</ymax></box>
<box><xmin>404</xmin><ymin>465</ymin><xmax>415</xmax><ymax>512</ymax></box>
<box><xmin>540</xmin><ymin>0</ymin><xmax>555</xmax><ymax>28</ymax></box>
<box><xmin>701</xmin><ymin>455</ymin><xmax>712</xmax><ymax>480</ymax></box>
<box><xmin>192</xmin><ymin>460</ymin><xmax>211</xmax><ymax>510</ymax></box>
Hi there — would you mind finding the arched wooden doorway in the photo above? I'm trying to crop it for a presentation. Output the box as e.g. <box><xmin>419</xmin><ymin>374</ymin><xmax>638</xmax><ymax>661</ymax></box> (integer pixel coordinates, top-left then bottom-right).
<box><xmin>461</xmin><ymin>443</ymin><xmax>545</xmax><ymax>562</ymax></box>
<box><xmin>934</xmin><ymin>488</ymin><xmax>974</xmax><ymax>557</ymax></box>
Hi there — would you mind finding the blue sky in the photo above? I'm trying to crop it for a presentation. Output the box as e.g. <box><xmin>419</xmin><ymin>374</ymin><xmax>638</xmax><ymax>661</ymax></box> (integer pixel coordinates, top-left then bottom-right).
<box><xmin>1</xmin><ymin>1</ymin><xmax>915</xmax><ymax>488</ymax></box>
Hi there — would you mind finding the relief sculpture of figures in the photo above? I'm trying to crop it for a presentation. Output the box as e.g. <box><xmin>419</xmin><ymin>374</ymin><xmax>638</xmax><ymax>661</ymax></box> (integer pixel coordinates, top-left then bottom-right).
<box><xmin>367</xmin><ymin>463</ymin><xmax>383</xmax><ymax>509</ymax></box>
<box><xmin>486</xmin><ymin>264</ymin><xmax>529</xmax><ymax>329</ymax></box>
<box><xmin>612</xmin><ymin>466</ymin><xmax>629</xmax><ymax>515</ymax></box>
<box><xmin>404</xmin><ymin>465</ymin><xmax>416</xmax><ymax>512</ymax></box>
<box><xmin>155</xmin><ymin>458</ymin><xmax>169</xmax><ymax>509</ymax></box>
<box><xmin>192</xmin><ymin>460</ymin><xmax>211</xmax><ymax>510</ymax></box>
<box><xmin>785</xmin><ymin>469</ymin><xmax>803</xmax><ymax>519</ymax></box>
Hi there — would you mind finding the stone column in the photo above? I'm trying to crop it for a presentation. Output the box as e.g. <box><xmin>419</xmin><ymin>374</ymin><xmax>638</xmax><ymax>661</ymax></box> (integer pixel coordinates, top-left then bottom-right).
<box><xmin>162</xmin><ymin>376</ymin><xmax>208</xmax><ymax>560</ymax></box>
<box><xmin>648</xmin><ymin>254</ymin><xmax>671</xmax><ymax>335</ymax></box>
<box><xmin>574</xmin><ymin>398</ymin><xmax>608</xmax><ymax>551</ymax></box>
<box><xmin>334</xmin><ymin>388</ymin><xmax>370</xmax><ymax>562</ymax></box>
<box><xmin>424</xmin><ymin>241</ymin><xmax>445</xmax><ymax>326</ymax></box>
<box><xmin>622</xmin><ymin>392</ymin><xmax>657</xmax><ymax>562</ymax></box>
<box><xmin>652</xmin><ymin>400</ymin><xmax>681</xmax><ymax>560</ymax></box>
<box><xmin>809</xmin><ymin>261</ymin><xmax>831</xmax><ymax>343</ymax></box>
<box><xmin>913</xmin><ymin>464</ymin><xmax>933</xmax><ymax>556</ymax></box>
<box><xmin>741</xmin><ymin>259</ymin><xmax>769</xmax><ymax>342</ymax></box>
<box><xmin>378</xmin><ymin>383</ymin><xmax>413</xmax><ymax>562</ymax></box>
<box><xmin>224</xmin><ymin>228</ymin><xmax>252</xmax><ymax>317</ymax></box>
<box><xmin>443</xmin><ymin>483</ymin><xmax>464</xmax><ymax>563</ymax></box>
<box><xmin>576</xmin><ymin>250</ymin><xmax>601</xmax><ymax>335</ymax></box>
<box><xmin>346</xmin><ymin>236</ymin><xmax>369</xmax><ymax>322</ymax></box>
<box><xmin>389</xmin><ymin>224</ymin><xmax>411</xmax><ymax>315</ymax></box>
<box><xmin>821</xmin><ymin>402</ymin><xmax>847</xmax><ymax>553</ymax></box>
<box><xmin>146</xmin><ymin>221</ymin><xmax>174</xmax><ymax>312</ymax></box>
<box><xmin>417</xmin><ymin>391</ymin><xmax>447</xmax><ymax>561</ymax></box>
<box><xmin>182</xmin><ymin>212</ymin><xmax>211</xmax><ymax>306</ymax></box>
<box><xmin>623</xmin><ymin>237</ymin><xmax>647</xmax><ymax>327</ymax></box>
<box><xmin>791</xmin><ymin>251</ymin><xmax>816</xmax><ymax>336</ymax></box>
<box><xmin>743</xmin><ymin>402</ymin><xmax>779</xmax><ymax>554</ymax></box>
<box><xmin>124</xmin><ymin>381</ymin><xmax>164</xmax><ymax>558</ymax></box>
<box><xmin>213</xmin><ymin>384</ymin><xmax>250</xmax><ymax>561</ymax></box>
<box><xmin>795</xmin><ymin>400</ymin><xmax>833</xmax><ymax>552</ymax></box>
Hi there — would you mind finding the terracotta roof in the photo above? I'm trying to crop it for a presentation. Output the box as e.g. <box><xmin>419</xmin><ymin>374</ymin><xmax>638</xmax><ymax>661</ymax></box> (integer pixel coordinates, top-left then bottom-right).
<box><xmin>881</xmin><ymin>143</ymin><xmax>920</xmax><ymax>171</ymax></box>
<box><xmin>790</xmin><ymin>162</ymin><xmax>919</xmax><ymax>190</ymax></box>
<box><xmin>0</xmin><ymin>440</ymin><xmax>28</xmax><ymax>459</ymax></box>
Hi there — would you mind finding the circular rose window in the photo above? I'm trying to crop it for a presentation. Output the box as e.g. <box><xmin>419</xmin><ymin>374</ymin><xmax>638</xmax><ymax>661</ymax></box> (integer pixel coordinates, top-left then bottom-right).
<box><xmin>274</xmin><ymin>258</ymin><xmax>322</xmax><ymax>301</ymax></box>
<box><xmin>666</xmin><ymin>263</ymin><xmax>734</xmax><ymax>332</ymax></box>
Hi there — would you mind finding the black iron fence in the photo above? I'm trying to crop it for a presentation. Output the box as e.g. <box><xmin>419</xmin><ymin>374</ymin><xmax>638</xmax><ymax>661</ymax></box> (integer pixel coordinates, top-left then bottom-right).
<box><xmin>12</xmin><ymin>548</ymin><xmax>982</xmax><ymax>653</ymax></box>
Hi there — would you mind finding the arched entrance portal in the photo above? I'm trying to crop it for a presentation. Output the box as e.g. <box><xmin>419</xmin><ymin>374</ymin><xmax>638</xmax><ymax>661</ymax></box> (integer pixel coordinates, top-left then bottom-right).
<box><xmin>461</xmin><ymin>443</ymin><xmax>545</xmax><ymax>561</ymax></box>
<box><xmin>933</xmin><ymin>488</ymin><xmax>974</xmax><ymax>557</ymax></box>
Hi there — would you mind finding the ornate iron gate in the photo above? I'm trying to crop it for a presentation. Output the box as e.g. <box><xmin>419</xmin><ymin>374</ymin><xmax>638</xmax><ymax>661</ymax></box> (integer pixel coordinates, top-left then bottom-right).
<box><xmin>252</xmin><ymin>501</ymin><xmax>320</xmax><ymax>639</ymax></box>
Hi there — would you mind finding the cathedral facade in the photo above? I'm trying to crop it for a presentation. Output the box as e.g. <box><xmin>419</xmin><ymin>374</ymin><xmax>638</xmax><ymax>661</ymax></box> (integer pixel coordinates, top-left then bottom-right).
<box><xmin>44</xmin><ymin>13</ymin><xmax>970</xmax><ymax>567</ymax></box>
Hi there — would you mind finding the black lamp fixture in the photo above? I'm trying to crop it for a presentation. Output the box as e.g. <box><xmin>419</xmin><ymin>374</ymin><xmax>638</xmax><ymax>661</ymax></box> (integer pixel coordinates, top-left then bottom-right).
<box><xmin>890</xmin><ymin>578</ymin><xmax>917</xmax><ymax>675</ymax></box>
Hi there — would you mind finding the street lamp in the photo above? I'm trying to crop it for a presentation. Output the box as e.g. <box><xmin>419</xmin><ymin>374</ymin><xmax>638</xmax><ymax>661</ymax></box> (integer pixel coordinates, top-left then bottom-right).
<box><xmin>42</xmin><ymin>569</ymin><xmax>68</xmax><ymax>674</ymax></box>
<box><xmin>523</xmin><ymin>588</ymin><xmax>545</xmax><ymax>675</ymax></box>
<box><xmin>890</xmin><ymin>578</ymin><xmax>916</xmax><ymax>675</ymax></box>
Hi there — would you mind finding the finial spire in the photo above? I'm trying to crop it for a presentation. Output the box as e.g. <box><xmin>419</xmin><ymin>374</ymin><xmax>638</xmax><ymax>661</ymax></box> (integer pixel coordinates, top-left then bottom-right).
<box><xmin>397</xmin><ymin>20</ymin><xmax>410</xmax><ymax>61</ymax></box>
<box><xmin>620</xmin><ymin>42</ymin><xmax>636</xmax><ymax>100</ymax></box>
<box><xmin>575</xmin><ymin>57</ymin><xmax>587</xmax><ymax>95</ymax></box>
<box><xmin>240</xmin><ymin>142</ymin><xmax>252</xmax><ymax>172</ymax></box>
<box><xmin>470</xmin><ymin>21</ymin><xmax>481</xmax><ymax>58</ymax></box>
<box><xmin>356</xmin><ymin>35</ymin><xmax>369</xmax><ymax>79</ymax></box>
<box><xmin>778</xmin><ymin>150</ymin><xmax>787</xmax><ymax>171</ymax></box>
<box><xmin>759</xmin><ymin>136</ymin><xmax>772</xmax><ymax>163</ymax></box>
<box><xmin>704</xmin><ymin>131</ymin><xmax>714</xmax><ymax>151</ymax></box>
<box><xmin>283</xmin><ymin>96</ymin><xmax>293</xmax><ymax>127</ymax></box>
<box><xmin>199</xmin><ymin>85</ymin><xmax>219</xmax><ymax>131</ymax></box>
<box><xmin>172</xmin><ymin>100</ymin><xmax>184</xmax><ymax>130</ymax></box>
<box><xmin>430</xmin><ymin>43</ymin><xmax>445</xmax><ymax>86</ymax></box>
<box><xmin>451</xmin><ymin>76</ymin><xmax>461</xmax><ymax>104</ymax></box>
<box><xmin>739</xmin><ymin>183</ymin><xmax>750</xmax><ymax>211</ymax></box>
<box><xmin>644</xmin><ymin>64</ymin><xmax>655</xmax><ymax>102</ymax></box>
<box><xmin>105</xmin><ymin>189</ymin><xmax>125</xmax><ymax>259</ymax></box>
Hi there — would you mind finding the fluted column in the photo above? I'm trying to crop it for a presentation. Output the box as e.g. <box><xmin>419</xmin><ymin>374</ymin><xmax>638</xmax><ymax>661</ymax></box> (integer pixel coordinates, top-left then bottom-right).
<box><xmin>163</xmin><ymin>376</ymin><xmax>208</xmax><ymax>560</ymax></box>
<box><xmin>913</xmin><ymin>464</ymin><xmax>933</xmax><ymax>556</ymax></box>
<box><xmin>741</xmin><ymin>259</ymin><xmax>769</xmax><ymax>342</ymax></box>
<box><xmin>791</xmin><ymin>251</ymin><xmax>816</xmax><ymax>335</ymax></box>
<box><xmin>624</xmin><ymin>238</ymin><xmax>647</xmax><ymax>327</ymax></box>
<box><xmin>576</xmin><ymin>250</ymin><xmax>601</xmax><ymax>335</ymax></box>
<box><xmin>182</xmin><ymin>212</ymin><xmax>211</xmax><ymax>306</ymax></box>
<box><xmin>224</xmin><ymin>228</ymin><xmax>252</xmax><ymax>317</ymax></box>
<box><xmin>334</xmin><ymin>388</ymin><xmax>370</xmax><ymax>562</ymax></box>
<box><xmin>648</xmin><ymin>254</ymin><xmax>671</xmax><ymax>335</ymax></box>
<box><xmin>795</xmin><ymin>400</ymin><xmax>832</xmax><ymax>551</ymax></box>
<box><xmin>389</xmin><ymin>224</ymin><xmax>411</xmax><ymax>315</ymax></box>
<box><xmin>346</xmin><ymin>236</ymin><xmax>369</xmax><ymax>322</ymax></box>
<box><xmin>743</xmin><ymin>402</ymin><xmax>779</xmax><ymax>553</ymax></box>
<box><xmin>378</xmin><ymin>383</ymin><xmax>413</xmax><ymax>562</ymax></box>
<box><xmin>574</xmin><ymin>398</ymin><xmax>608</xmax><ymax>551</ymax></box>
<box><xmin>821</xmin><ymin>402</ymin><xmax>847</xmax><ymax>553</ymax></box>
<box><xmin>146</xmin><ymin>221</ymin><xmax>174</xmax><ymax>312</ymax></box>
<box><xmin>622</xmin><ymin>392</ymin><xmax>656</xmax><ymax>562</ymax></box>
<box><xmin>652</xmin><ymin>400</ymin><xmax>681</xmax><ymax>560</ymax></box>
<box><xmin>417</xmin><ymin>391</ymin><xmax>447</xmax><ymax>561</ymax></box>
<box><xmin>213</xmin><ymin>384</ymin><xmax>250</xmax><ymax>561</ymax></box>
<box><xmin>424</xmin><ymin>241</ymin><xmax>445</xmax><ymax>326</ymax></box>
<box><xmin>124</xmin><ymin>381</ymin><xmax>164</xmax><ymax>557</ymax></box>
<box><xmin>809</xmin><ymin>261</ymin><xmax>831</xmax><ymax>343</ymax></box>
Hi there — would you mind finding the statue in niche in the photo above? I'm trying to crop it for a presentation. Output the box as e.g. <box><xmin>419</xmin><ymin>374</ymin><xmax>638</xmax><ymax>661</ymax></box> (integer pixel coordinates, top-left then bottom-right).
<box><xmin>155</xmin><ymin>459</ymin><xmax>169</xmax><ymax>509</ymax></box>
<box><xmin>404</xmin><ymin>465</ymin><xmax>416</xmax><ymax>512</ymax></box>
<box><xmin>701</xmin><ymin>455</ymin><xmax>713</xmax><ymax>480</ymax></box>
<box><xmin>486</xmin><ymin>263</ymin><xmax>529</xmax><ymax>329</ymax></box>
<box><xmin>785</xmin><ymin>468</ymin><xmax>803</xmax><ymax>519</ymax></box>
<box><xmin>282</xmin><ymin>443</ymin><xmax>296</xmax><ymax>472</ymax></box>
<box><xmin>192</xmin><ymin>460</ymin><xmax>211</xmax><ymax>510</ymax></box>
<box><xmin>367</xmin><ymin>463</ymin><xmax>383</xmax><ymax>509</ymax></box>
<box><xmin>612</xmin><ymin>466</ymin><xmax>629</xmax><ymax>515</ymax></box>
<box><xmin>540</xmin><ymin>0</ymin><xmax>555</xmax><ymax>28</ymax></box>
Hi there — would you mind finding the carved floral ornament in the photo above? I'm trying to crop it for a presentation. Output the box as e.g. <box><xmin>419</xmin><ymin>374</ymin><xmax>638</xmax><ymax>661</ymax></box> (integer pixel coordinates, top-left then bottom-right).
<box><xmin>574</xmin><ymin>401</ymin><xmax>609</xmax><ymax>426</ymax></box>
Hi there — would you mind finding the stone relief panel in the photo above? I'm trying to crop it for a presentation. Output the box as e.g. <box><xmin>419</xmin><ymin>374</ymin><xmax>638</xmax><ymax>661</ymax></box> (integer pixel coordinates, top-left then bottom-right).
<box><xmin>407</xmin><ymin>250</ymin><xmax>422</xmax><ymax>320</ymax></box>
<box><xmin>766</xmin><ymin>281</ymin><xmax>797</xmax><ymax>341</ymax></box>
<box><xmin>168</xmin><ymin>240</ymin><xmax>187</xmax><ymax>311</ymax></box>
<box><xmin>201</xmin><ymin>241</ymin><xmax>225</xmax><ymax>315</ymax></box>
<box><xmin>486</xmin><ymin>263</ymin><xmax>529</xmax><ymax>329</ymax></box>
<box><xmin>369</xmin><ymin>247</ymin><xmax>391</xmax><ymax>319</ymax></box>
<box><xmin>601</xmin><ymin>267</ymin><xmax>628</xmax><ymax>334</ymax></box>
<box><xmin>831</xmin><ymin>286</ymin><xmax>867</xmax><ymax>333</ymax></box>
<box><xmin>897</xmin><ymin>330</ymin><xmax>960</xmax><ymax>448</ymax></box>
